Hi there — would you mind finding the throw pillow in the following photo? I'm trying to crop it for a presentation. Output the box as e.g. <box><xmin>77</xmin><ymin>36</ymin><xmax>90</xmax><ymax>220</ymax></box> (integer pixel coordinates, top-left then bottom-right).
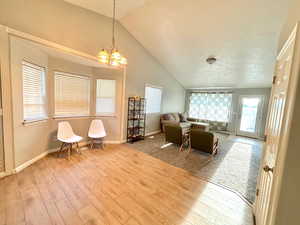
<box><xmin>163</xmin><ymin>114</ymin><xmax>172</xmax><ymax>120</ymax></box>
<box><xmin>179</xmin><ymin>112</ymin><xmax>188</xmax><ymax>122</ymax></box>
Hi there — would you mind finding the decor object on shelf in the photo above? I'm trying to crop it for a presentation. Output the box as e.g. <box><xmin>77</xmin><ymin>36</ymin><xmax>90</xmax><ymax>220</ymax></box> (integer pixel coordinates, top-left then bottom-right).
<box><xmin>97</xmin><ymin>0</ymin><xmax>127</xmax><ymax>67</ymax></box>
<box><xmin>127</xmin><ymin>97</ymin><xmax>146</xmax><ymax>143</ymax></box>
<box><xmin>88</xmin><ymin>119</ymin><xmax>106</xmax><ymax>149</ymax></box>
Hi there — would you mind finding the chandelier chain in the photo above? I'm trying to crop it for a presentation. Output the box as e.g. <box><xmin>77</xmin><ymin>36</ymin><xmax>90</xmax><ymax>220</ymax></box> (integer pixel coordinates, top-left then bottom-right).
<box><xmin>112</xmin><ymin>0</ymin><xmax>116</xmax><ymax>49</ymax></box>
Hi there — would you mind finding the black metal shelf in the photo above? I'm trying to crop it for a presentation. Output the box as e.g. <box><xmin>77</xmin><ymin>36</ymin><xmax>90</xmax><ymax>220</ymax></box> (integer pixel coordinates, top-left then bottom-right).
<box><xmin>127</xmin><ymin>97</ymin><xmax>146</xmax><ymax>143</ymax></box>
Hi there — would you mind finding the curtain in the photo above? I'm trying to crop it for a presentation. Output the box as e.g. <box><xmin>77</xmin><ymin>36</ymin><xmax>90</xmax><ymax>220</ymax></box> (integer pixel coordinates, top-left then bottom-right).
<box><xmin>189</xmin><ymin>92</ymin><xmax>232</xmax><ymax>122</ymax></box>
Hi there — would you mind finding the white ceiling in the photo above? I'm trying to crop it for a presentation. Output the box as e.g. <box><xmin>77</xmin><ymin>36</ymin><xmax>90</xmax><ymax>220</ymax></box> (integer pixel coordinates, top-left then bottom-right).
<box><xmin>64</xmin><ymin>0</ymin><xmax>289</xmax><ymax>88</ymax></box>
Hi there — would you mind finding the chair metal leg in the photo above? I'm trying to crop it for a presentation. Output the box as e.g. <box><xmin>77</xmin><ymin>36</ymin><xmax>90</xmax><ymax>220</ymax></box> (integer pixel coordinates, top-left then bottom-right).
<box><xmin>101</xmin><ymin>138</ymin><xmax>105</xmax><ymax>149</ymax></box>
<box><xmin>90</xmin><ymin>139</ymin><xmax>94</xmax><ymax>150</ymax></box>
<box><xmin>58</xmin><ymin>142</ymin><xmax>65</xmax><ymax>158</ymax></box>
<box><xmin>68</xmin><ymin>143</ymin><xmax>71</xmax><ymax>160</ymax></box>
<box><xmin>76</xmin><ymin>142</ymin><xmax>81</xmax><ymax>154</ymax></box>
<box><xmin>179</xmin><ymin>143</ymin><xmax>184</xmax><ymax>152</ymax></box>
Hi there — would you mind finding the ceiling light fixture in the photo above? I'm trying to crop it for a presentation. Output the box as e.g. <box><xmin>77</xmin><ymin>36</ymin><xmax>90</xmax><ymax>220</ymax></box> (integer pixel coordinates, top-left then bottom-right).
<box><xmin>97</xmin><ymin>0</ymin><xmax>127</xmax><ymax>67</ymax></box>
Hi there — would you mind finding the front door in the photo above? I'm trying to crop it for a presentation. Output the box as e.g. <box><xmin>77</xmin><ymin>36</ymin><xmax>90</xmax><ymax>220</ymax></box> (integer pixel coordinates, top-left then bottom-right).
<box><xmin>254</xmin><ymin>25</ymin><xmax>298</xmax><ymax>225</ymax></box>
<box><xmin>237</xmin><ymin>96</ymin><xmax>264</xmax><ymax>138</ymax></box>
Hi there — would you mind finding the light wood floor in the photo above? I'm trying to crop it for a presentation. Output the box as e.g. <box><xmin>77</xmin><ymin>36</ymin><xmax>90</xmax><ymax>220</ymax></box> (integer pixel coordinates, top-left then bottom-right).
<box><xmin>0</xmin><ymin>144</ymin><xmax>254</xmax><ymax>225</ymax></box>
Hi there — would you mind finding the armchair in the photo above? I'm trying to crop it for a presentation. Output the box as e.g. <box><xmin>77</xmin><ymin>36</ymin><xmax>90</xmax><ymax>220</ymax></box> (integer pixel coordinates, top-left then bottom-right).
<box><xmin>190</xmin><ymin>129</ymin><xmax>218</xmax><ymax>155</ymax></box>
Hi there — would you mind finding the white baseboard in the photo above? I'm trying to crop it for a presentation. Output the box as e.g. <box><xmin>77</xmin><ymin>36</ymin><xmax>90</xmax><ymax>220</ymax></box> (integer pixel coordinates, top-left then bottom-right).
<box><xmin>12</xmin><ymin>139</ymin><xmax>122</xmax><ymax>174</ymax></box>
<box><xmin>104</xmin><ymin>140</ymin><xmax>124</xmax><ymax>144</ymax></box>
<box><xmin>146</xmin><ymin>130</ymin><xmax>161</xmax><ymax>136</ymax></box>
<box><xmin>14</xmin><ymin>151</ymin><xmax>49</xmax><ymax>173</ymax></box>
<box><xmin>0</xmin><ymin>171</ymin><xmax>12</xmax><ymax>179</ymax></box>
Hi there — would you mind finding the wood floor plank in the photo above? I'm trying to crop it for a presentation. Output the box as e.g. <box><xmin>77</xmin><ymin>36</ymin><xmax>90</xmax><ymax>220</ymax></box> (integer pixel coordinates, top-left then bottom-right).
<box><xmin>0</xmin><ymin>144</ymin><xmax>253</xmax><ymax>225</ymax></box>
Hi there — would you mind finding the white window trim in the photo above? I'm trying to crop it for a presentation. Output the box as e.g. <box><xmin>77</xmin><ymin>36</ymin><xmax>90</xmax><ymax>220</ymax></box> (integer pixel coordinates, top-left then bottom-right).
<box><xmin>145</xmin><ymin>84</ymin><xmax>163</xmax><ymax>114</ymax></box>
<box><xmin>22</xmin><ymin>118</ymin><xmax>49</xmax><ymax>126</ymax></box>
<box><xmin>54</xmin><ymin>71</ymin><xmax>91</xmax><ymax>117</ymax></box>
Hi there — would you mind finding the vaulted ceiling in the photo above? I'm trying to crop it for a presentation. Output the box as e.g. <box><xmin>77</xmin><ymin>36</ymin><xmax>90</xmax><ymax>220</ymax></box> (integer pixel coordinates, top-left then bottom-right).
<box><xmin>64</xmin><ymin>0</ymin><xmax>289</xmax><ymax>88</ymax></box>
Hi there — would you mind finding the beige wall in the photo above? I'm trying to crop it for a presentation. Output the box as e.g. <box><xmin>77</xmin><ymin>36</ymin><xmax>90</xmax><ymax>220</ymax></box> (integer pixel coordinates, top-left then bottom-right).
<box><xmin>0</xmin><ymin>0</ymin><xmax>185</xmax><ymax>133</ymax></box>
<box><xmin>278</xmin><ymin>0</ymin><xmax>300</xmax><ymax>51</ymax></box>
<box><xmin>10</xmin><ymin>36</ymin><xmax>124</xmax><ymax>166</ymax></box>
<box><xmin>0</xmin><ymin>0</ymin><xmax>185</xmax><ymax>168</ymax></box>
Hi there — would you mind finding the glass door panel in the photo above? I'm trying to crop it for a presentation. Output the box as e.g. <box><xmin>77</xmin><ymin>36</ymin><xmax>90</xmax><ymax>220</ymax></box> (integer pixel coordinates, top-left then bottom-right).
<box><xmin>237</xmin><ymin>96</ymin><xmax>263</xmax><ymax>138</ymax></box>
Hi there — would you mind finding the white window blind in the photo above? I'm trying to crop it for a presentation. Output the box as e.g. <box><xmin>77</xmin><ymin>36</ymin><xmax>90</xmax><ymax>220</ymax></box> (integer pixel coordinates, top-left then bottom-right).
<box><xmin>96</xmin><ymin>79</ymin><xmax>116</xmax><ymax>115</ymax></box>
<box><xmin>22</xmin><ymin>61</ymin><xmax>47</xmax><ymax>121</ymax></box>
<box><xmin>145</xmin><ymin>86</ymin><xmax>162</xmax><ymax>114</ymax></box>
<box><xmin>55</xmin><ymin>72</ymin><xmax>90</xmax><ymax>116</ymax></box>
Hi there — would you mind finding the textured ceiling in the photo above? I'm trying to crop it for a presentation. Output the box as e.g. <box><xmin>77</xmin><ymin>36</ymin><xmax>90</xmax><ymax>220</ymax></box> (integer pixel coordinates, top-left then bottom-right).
<box><xmin>64</xmin><ymin>0</ymin><xmax>289</xmax><ymax>88</ymax></box>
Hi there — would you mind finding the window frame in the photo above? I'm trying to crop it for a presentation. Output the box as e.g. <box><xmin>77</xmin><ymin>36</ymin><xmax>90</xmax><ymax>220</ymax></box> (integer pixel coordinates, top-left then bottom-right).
<box><xmin>22</xmin><ymin>61</ymin><xmax>48</xmax><ymax>123</ymax></box>
<box><xmin>54</xmin><ymin>71</ymin><xmax>91</xmax><ymax>118</ymax></box>
<box><xmin>95</xmin><ymin>79</ymin><xmax>117</xmax><ymax>117</ymax></box>
<box><xmin>144</xmin><ymin>84</ymin><xmax>163</xmax><ymax>114</ymax></box>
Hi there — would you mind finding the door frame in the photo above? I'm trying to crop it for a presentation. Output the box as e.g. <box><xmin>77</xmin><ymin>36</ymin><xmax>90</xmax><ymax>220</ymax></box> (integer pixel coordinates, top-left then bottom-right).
<box><xmin>254</xmin><ymin>23</ymin><xmax>300</xmax><ymax>225</ymax></box>
<box><xmin>0</xmin><ymin>25</ymin><xmax>15</xmax><ymax>177</ymax></box>
<box><xmin>236</xmin><ymin>95</ymin><xmax>265</xmax><ymax>139</ymax></box>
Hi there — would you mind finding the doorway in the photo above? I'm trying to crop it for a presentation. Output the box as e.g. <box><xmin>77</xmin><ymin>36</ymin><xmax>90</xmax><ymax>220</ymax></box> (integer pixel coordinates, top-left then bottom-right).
<box><xmin>237</xmin><ymin>96</ymin><xmax>264</xmax><ymax>138</ymax></box>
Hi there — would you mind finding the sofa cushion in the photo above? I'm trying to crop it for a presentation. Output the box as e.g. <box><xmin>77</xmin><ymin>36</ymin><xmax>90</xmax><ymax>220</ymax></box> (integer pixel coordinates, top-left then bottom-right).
<box><xmin>162</xmin><ymin>113</ymin><xmax>173</xmax><ymax>120</ymax></box>
<box><xmin>171</xmin><ymin>113</ymin><xmax>179</xmax><ymax>122</ymax></box>
<box><xmin>179</xmin><ymin>112</ymin><xmax>188</xmax><ymax>122</ymax></box>
<box><xmin>209</xmin><ymin>121</ymin><xmax>228</xmax><ymax>131</ymax></box>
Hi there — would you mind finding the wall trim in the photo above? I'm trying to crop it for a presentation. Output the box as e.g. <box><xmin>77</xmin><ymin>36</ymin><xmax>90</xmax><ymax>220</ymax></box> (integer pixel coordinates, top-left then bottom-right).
<box><xmin>0</xmin><ymin>171</ymin><xmax>13</xmax><ymax>179</ymax></box>
<box><xmin>146</xmin><ymin>130</ymin><xmax>161</xmax><ymax>136</ymax></box>
<box><xmin>14</xmin><ymin>151</ymin><xmax>49</xmax><ymax>173</ymax></box>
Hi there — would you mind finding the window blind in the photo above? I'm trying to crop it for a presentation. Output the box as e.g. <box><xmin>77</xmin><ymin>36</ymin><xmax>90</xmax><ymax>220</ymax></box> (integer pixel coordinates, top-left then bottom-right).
<box><xmin>22</xmin><ymin>61</ymin><xmax>47</xmax><ymax>121</ymax></box>
<box><xmin>55</xmin><ymin>72</ymin><xmax>90</xmax><ymax>116</ymax></box>
<box><xmin>145</xmin><ymin>86</ymin><xmax>162</xmax><ymax>114</ymax></box>
<box><xmin>96</xmin><ymin>79</ymin><xmax>116</xmax><ymax>115</ymax></box>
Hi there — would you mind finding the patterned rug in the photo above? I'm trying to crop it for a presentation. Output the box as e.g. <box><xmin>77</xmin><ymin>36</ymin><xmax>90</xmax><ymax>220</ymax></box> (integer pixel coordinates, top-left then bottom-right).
<box><xmin>126</xmin><ymin>133</ymin><xmax>263</xmax><ymax>203</ymax></box>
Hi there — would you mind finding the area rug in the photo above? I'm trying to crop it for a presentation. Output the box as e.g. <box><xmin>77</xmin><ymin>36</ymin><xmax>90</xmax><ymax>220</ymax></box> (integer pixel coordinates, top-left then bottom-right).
<box><xmin>126</xmin><ymin>133</ymin><xmax>262</xmax><ymax>203</ymax></box>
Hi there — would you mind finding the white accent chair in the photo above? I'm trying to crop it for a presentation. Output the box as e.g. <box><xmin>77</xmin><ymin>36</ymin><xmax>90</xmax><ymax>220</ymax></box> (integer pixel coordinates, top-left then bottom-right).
<box><xmin>88</xmin><ymin>119</ymin><xmax>106</xmax><ymax>149</ymax></box>
<box><xmin>57</xmin><ymin>121</ymin><xmax>82</xmax><ymax>159</ymax></box>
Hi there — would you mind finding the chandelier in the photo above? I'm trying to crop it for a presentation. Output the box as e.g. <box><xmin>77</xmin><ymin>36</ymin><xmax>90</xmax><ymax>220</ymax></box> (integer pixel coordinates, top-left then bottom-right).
<box><xmin>97</xmin><ymin>0</ymin><xmax>127</xmax><ymax>67</ymax></box>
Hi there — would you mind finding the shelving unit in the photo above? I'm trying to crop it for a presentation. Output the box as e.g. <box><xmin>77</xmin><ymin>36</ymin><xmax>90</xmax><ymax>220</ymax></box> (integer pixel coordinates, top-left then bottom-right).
<box><xmin>127</xmin><ymin>97</ymin><xmax>146</xmax><ymax>143</ymax></box>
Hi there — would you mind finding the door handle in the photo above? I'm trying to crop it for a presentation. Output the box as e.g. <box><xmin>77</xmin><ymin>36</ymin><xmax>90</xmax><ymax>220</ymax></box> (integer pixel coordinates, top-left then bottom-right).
<box><xmin>263</xmin><ymin>165</ymin><xmax>274</xmax><ymax>173</ymax></box>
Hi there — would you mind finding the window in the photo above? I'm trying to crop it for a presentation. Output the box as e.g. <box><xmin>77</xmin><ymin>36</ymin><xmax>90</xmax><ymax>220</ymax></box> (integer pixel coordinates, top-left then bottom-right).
<box><xmin>55</xmin><ymin>72</ymin><xmax>90</xmax><ymax>116</ymax></box>
<box><xmin>145</xmin><ymin>85</ymin><xmax>162</xmax><ymax>114</ymax></box>
<box><xmin>22</xmin><ymin>61</ymin><xmax>47</xmax><ymax>121</ymax></box>
<box><xmin>96</xmin><ymin>79</ymin><xmax>116</xmax><ymax>115</ymax></box>
<box><xmin>189</xmin><ymin>92</ymin><xmax>232</xmax><ymax>122</ymax></box>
